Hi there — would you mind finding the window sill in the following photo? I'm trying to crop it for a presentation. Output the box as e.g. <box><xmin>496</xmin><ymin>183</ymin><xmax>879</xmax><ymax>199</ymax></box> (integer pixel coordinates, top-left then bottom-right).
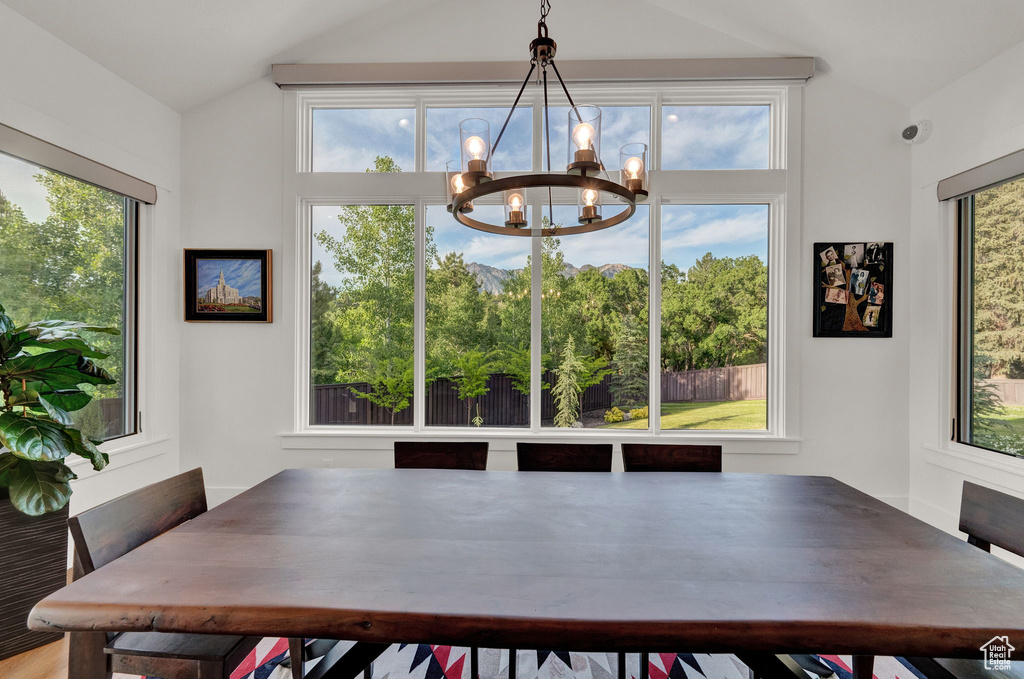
<box><xmin>921</xmin><ymin>441</ymin><xmax>1024</xmax><ymax>481</ymax></box>
<box><xmin>279</xmin><ymin>427</ymin><xmax>802</xmax><ymax>452</ymax></box>
<box><xmin>67</xmin><ymin>434</ymin><xmax>171</xmax><ymax>471</ymax></box>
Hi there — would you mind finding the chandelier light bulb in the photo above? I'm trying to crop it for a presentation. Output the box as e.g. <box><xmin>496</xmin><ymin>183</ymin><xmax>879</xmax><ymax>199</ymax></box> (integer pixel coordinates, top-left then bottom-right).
<box><xmin>451</xmin><ymin>173</ymin><xmax>467</xmax><ymax>194</ymax></box>
<box><xmin>582</xmin><ymin>189</ymin><xmax>598</xmax><ymax>206</ymax></box>
<box><xmin>465</xmin><ymin>135</ymin><xmax>486</xmax><ymax>159</ymax></box>
<box><xmin>504</xmin><ymin>190</ymin><xmax>527</xmax><ymax>227</ymax></box>
<box><xmin>624</xmin><ymin>156</ymin><xmax>644</xmax><ymax>179</ymax></box>
<box><xmin>572</xmin><ymin>122</ymin><xmax>595</xmax><ymax>150</ymax></box>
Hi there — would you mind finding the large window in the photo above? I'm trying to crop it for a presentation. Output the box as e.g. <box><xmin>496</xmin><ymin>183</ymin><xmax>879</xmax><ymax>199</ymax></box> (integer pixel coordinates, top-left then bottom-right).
<box><xmin>0</xmin><ymin>151</ymin><xmax>137</xmax><ymax>441</ymax></box>
<box><xmin>299</xmin><ymin>85</ymin><xmax>790</xmax><ymax>434</ymax></box>
<box><xmin>956</xmin><ymin>174</ymin><xmax>1024</xmax><ymax>458</ymax></box>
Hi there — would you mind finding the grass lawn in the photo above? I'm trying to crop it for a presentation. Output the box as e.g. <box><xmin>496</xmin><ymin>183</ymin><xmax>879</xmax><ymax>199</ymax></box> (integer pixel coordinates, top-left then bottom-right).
<box><xmin>600</xmin><ymin>399</ymin><xmax>767</xmax><ymax>430</ymax></box>
<box><xmin>976</xmin><ymin>404</ymin><xmax>1024</xmax><ymax>436</ymax></box>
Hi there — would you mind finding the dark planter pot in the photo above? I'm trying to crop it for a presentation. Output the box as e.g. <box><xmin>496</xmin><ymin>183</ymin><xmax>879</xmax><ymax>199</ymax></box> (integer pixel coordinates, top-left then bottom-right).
<box><xmin>0</xmin><ymin>488</ymin><xmax>68</xmax><ymax>660</ymax></box>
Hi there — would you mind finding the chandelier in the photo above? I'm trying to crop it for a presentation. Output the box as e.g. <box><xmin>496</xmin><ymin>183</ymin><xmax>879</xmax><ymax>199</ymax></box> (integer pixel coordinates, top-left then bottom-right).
<box><xmin>445</xmin><ymin>0</ymin><xmax>648</xmax><ymax>237</ymax></box>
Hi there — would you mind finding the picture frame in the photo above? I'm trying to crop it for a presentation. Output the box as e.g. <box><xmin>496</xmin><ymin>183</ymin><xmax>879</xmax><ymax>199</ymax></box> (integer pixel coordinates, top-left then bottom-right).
<box><xmin>183</xmin><ymin>249</ymin><xmax>272</xmax><ymax>323</ymax></box>
<box><xmin>813</xmin><ymin>241</ymin><xmax>891</xmax><ymax>338</ymax></box>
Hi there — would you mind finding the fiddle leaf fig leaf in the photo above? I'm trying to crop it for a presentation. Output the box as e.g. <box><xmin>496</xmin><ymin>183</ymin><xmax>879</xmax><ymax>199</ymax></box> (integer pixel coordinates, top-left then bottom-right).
<box><xmin>0</xmin><ymin>452</ymin><xmax>18</xmax><ymax>487</ymax></box>
<box><xmin>67</xmin><ymin>429</ymin><xmax>108</xmax><ymax>472</ymax></box>
<box><xmin>4</xmin><ymin>457</ymin><xmax>75</xmax><ymax>516</ymax></box>
<box><xmin>0</xmin><ymin>350</ymin><xmax>115</xmax><ymax>388</ymax></box>
<box><xmin>38</xmin><ymin>394</ymin><xmax>73</xmax><ymax>426</ymax></box>
<box><xmin>15</xmin><ymin>320</ymin><xmax>119</xmax><ymax>336</ymax></box>
<box><xmin>0</xmin><ymin>412</ymin><xmax>75</xmax><ymax>462</ymax></box>
<box><xmin>7</xmin><ymin>389</ymin><xmax>41</xmax><ymax>408</ymax></box>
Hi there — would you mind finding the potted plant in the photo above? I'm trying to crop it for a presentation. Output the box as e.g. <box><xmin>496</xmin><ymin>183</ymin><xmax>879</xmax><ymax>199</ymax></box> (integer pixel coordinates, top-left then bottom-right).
<box><xmin>0</xmin><ymin>302</ymin><xmax>117</xmax><ymax>660</ymax></box>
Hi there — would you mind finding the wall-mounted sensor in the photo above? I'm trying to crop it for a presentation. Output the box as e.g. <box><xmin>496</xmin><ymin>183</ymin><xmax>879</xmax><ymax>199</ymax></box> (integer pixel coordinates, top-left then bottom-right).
<box><xmin>902</xmin><ymin>120</ymin><xmax>932</xmax><ymax>144</ymax></box>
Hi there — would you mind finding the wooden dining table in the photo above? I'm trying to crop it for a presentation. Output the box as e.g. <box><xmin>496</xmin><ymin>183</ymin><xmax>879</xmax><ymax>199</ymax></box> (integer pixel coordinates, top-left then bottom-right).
<box><xmin>29</xmin><ymin>469</ymin><xmax>1024</xmax><ymax>677</ymax></box>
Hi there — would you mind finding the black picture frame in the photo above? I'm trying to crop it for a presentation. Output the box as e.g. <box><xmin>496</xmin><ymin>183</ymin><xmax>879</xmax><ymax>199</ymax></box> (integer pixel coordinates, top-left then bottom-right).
<box><xmin>813</xmin><ymin>242</ymin><xmax>892</xmax><ymax>338</ymax></box>
<box><xmin>183</xmin><ymin>249</ymin><xmax>272</xmax><ymax>323</ymax></box>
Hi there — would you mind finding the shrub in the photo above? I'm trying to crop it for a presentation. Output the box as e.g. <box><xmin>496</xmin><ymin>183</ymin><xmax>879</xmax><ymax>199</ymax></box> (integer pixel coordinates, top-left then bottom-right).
<box><xmin>604</xmin><ymin>406</ymin><xmax>624</xmax><ymax>423</ymax></box>
<box><xmin>629</xmin><ymin>406</ymin><xmax>649</xmax><ymax>420</ymax></box>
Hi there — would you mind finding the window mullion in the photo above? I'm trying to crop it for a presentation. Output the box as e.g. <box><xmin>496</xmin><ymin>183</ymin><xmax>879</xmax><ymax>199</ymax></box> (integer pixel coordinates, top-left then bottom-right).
<box><xmin>650</xmin><ymin>195</ymin><xmax>662</xmax><ymax>434</ymax></box>
<box><xmin>414</xmin><ymin>199</ymin><xmax>426</xmax><ymax>431</ymax></box>
<box><xmin>530</xmin><ymin>197</ymin><xmax>543</xmax><ymax>433</ymax></box>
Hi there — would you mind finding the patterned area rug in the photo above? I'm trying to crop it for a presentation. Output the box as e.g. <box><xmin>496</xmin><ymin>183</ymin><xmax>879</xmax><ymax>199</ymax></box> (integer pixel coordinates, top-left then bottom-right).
<box><xmin>113</xmin><ymin>641</ymin><xmax>930</xmax><ymax>679</ymax></box>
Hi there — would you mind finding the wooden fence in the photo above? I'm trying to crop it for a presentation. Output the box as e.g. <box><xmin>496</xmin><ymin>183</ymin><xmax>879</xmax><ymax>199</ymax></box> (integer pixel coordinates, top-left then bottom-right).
<box><xmin>660</xmin><ymin>363</ymin><xmax>767</xmax><ymax>403</ymax></box>
<box><xmin>313</xmin><ymin>363</ymin><xmax>764</xmax><ymax>425</ymax></box>
<box><xmin>313</xmin><ymin>371</ymin><xmax>614</xmax><ymax>426</ymax></box>
<box><xmin>980</xmin><ymin>379</ymin><xmax>1024</xmax><ymax>406</ymax></box>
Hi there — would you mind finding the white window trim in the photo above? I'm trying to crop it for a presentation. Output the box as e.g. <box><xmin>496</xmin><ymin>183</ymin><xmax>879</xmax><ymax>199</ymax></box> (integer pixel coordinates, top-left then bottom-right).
<box><xmin>284</xmin><ymin>83</ymin><xmax>802</xmax><ymax>443</ymax></box>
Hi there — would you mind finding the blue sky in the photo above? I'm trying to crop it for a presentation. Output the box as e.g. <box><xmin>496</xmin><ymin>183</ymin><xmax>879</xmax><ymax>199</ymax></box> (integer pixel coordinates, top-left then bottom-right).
<box><xmin>312</xmin><ymin>108</ymin><xmax>416</xmax><ymax>172</ymax></box>
<box><xmin>662</xmin><ymin>106</ymin><xmax>769</xmax><ymax>170</ymax></box>
<box><xmin>196</xmin><ymin>259</ymin><xmax>263</xmax><ymax>298</ymax></box>
<box><xmin>312</xmin><ymin>104</ymin><xmax>768</xmax><ymax>174</ymax></box>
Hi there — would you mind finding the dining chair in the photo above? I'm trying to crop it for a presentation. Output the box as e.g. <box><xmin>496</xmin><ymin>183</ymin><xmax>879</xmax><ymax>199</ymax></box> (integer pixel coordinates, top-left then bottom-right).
<box><xmin>66</xmin><ymin>468</ymin><xmax>324</xmax><ymax>679</ymax></box>
<box><xmin>620</xmin><ymin>443</ymin><xmax>722</xmax><ymax>472</ymax></box>
<box><xmin>515</xmin><ymin>442</ymin><xmax>613</xmax><ymax>471</ymax></box>
<box><xmin>897</xmin><ymin>481</ymin><xmax>1024</xmax><ymax>679</ymax></box>
<box><xmin>394</xmin><ymin>441</ymin><xmax>488</xmax><ymax>470</ymax></box>
<box><xmin>394</xmin><ymin>441</ymin><xmax>488</xmax><ymax>679</ymax></box>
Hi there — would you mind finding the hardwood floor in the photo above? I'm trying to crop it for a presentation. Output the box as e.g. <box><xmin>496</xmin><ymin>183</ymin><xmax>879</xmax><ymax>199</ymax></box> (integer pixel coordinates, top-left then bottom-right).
<box><xmin>0</xmin><ymin>636</ymin><xmax>68</xmax><ymax>679</ymax></box>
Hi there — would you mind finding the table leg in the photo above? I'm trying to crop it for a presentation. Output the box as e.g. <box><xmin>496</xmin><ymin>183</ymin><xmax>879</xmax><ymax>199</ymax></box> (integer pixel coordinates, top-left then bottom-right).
<box><xmin>640</xmin><ymin>652</ymin><xmax>649</xmax><ymax>679</ymax></box>
<box><xmin>472</xmin><ymin>648</ymin><xmax>479</xmax><ymax>679</ymax></box>
<box><xmin>852</xmin><ymin>655</ymin><xmax>874</xmax><ymax>679</ymax></box>
<box><xmin>68</xmin><ymin>631</ymin><xmax>109</xmax><ymax>679</ymax></box>
<box><xmin>617</xmin><ymin>652</ymin><xmax>626</xmax><ymax>679</ymax></box>
<box><xmin>508</xmin><ymin>648</ymin><xmax>517</xmax><ymax>679</ymax></box>
<box><xmin>735</xmin><ymin>654</ymin><xmax>809</xmax><ymax>679</ymax></box>
<box><xmin>308</xmin><ymin>641</ymin><xmax>389</xmax><ymax>679</ymax></box>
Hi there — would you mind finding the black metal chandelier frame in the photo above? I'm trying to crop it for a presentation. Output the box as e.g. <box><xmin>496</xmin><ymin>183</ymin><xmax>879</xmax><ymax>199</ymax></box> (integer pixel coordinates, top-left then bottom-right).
<box><xmin>447</xmin><ymin>0</ymin><xmax>646</xmax><ymax>237</ymax></box>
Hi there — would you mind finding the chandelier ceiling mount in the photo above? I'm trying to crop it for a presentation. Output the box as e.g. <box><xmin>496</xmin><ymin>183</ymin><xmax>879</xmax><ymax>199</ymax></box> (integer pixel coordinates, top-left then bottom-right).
<box><xmin>445</xmin><ymin>0</ymin><xmax>648</xmax><ymax>237</ymax></box>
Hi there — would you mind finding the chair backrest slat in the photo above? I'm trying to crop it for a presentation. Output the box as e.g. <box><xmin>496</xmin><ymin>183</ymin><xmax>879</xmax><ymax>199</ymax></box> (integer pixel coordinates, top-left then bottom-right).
<box><xmin>959</xmin><ymin>481</ymin><xmax>1024</xmax><ymax>558</ymax></box>
<box><xmin>69</xmin><ymin>468</ymin><xmax>207</xmax><ymax>573</ymax></box>
<box><xmin>516</xmin><ymin>443</ymin><xmax>613</xmax><ymax>472</ymax></box>
<box><xmin>394</xmin><ymin>442</ymin><xmax>488</xmax><ymax>470</ymax></box>
<box><xmin>621</xmin><ymin>444</ymin><xmax>723</xmax><ymax>472</ymax></box>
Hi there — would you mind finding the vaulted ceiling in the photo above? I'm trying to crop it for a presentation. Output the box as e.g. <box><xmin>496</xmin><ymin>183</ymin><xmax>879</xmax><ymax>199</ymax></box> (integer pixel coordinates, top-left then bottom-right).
<box><xmin>4</xmin><ymin>0</ymin><xmax>1024</xmax><ymax>112</ymax></box>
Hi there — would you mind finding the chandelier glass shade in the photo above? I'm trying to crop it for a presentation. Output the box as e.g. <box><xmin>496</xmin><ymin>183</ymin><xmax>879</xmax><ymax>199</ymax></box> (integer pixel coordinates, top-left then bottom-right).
<box><xmin>445</xmin><ymin>1</ymin><xmax>648</xmax><ymax>237</ymax></box>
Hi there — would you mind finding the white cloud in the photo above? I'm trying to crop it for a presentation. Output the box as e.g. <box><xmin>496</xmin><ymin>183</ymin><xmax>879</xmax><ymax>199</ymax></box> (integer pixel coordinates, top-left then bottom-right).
<box><xmin>661</xmin><ymin>209</ymin><xmax>767</xmax><ymax>252</ymax></box>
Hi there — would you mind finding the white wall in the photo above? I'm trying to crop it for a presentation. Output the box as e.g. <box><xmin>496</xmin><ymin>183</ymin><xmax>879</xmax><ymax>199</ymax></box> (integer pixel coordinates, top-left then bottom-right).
<box><xmin>908</xmin><ymin>40</ymin><xmax>1024</xmax><ymax>536</ymax></box>
<box><xmin>180</xmin><ymin>0</ymin><xmax>912</xmax><ymax>507</ymax></box>
<box><xmin>0</xmin><ymin>4</ymin><xmax>182</xmax><ymax>513</ymax></box>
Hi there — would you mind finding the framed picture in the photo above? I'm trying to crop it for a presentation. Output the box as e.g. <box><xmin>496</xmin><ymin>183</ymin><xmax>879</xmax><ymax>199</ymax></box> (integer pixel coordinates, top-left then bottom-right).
<box><xmin>183</xmin><ymin>249</ymin><xmax>272</xmax><ymax>323</ymax></box>
<box><xmin>813</xmin><ymin>241</ymin><xmax>891</xmax><ymax>337</ymax></box>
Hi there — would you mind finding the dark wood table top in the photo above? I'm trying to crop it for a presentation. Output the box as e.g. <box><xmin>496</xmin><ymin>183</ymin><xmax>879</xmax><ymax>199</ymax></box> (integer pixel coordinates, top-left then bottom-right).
<box><xmin>29</xmin><ymin>469</ymin><xmax>1024</xmax><ymax>657</ymax></box>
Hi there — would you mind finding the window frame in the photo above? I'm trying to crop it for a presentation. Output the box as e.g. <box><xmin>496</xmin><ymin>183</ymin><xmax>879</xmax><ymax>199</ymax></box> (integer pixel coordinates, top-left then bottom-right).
<box><xmin>288</xmin><ymin>82</ymin><xmax>799</xmax><ymax>441</ymax></box>
<box><xmin>953</xmin><ymin>177</ymin><xmax>1024</xmax><ymax>459</ymax></box>
<box><xmin>0</xmin><ymin>147</ymin><xmax>141</xmax><ymax>444</ymax></box>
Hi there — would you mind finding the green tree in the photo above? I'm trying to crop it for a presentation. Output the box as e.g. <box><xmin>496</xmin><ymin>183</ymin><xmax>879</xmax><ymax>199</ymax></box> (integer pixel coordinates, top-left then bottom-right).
<box><xmin>310</xmin><ymin>261</ymin><xmax>343</xmax><ymax>385</ymax></box>
<box><xmin>552</xmin><ymin>336</ymin><xmax>586</xmax><ymax>427</ymax></box>
<box><xmin>611</xmin><ymin>313</ymin><xmax>648</xmax><ymax>407</ymax></box>
<box><xmin>451</xmin><ymin>350</ymin><xmax>496</xmax><ymax>426</ymax></box>
<box><xmin>973</xmin><ymin>178</ymin><xmax>1024</xmax><ymax>374</ymax></box>
<box><xmin>314</xmin><ymin>156</ymin><xmax>429</xmax><ymax>423</ymax></box>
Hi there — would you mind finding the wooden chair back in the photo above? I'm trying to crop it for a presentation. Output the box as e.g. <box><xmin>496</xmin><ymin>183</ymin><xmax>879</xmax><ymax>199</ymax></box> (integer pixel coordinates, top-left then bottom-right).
<box><xmin>395</xmin><ymin>441</ymin><xmax>488</xmax><ymax>470</ymax></box>
<box><xmin>69</xmin><ymin>468</ymin><xmax>207</xmax><ymax>573</ymax></box>
<box><xmin>959</xmin><ymin>481</ymin><xmax>1024</xmax><ymax>557</ymax></box>
<box><xmin>516</xmin><ymin>443</ymin><xmax>613</xmax><ymax>472</ymax></box>
<box><xmin>621</xmin><ymin>444</ymin><xmax>723</xmax><ymax>472</ymax></box>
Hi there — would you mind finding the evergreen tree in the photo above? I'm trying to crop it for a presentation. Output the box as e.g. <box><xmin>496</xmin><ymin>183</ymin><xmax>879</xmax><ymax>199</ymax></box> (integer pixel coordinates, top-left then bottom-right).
<box><xmin>552</xmin><ymin>336</ymin><xmax>585</xmax><ymax>427</ymax></box>
<box><xmin>611</xmin><ymin>314</ymin><xmax>648</xmax><ymax>407</ymax></box>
